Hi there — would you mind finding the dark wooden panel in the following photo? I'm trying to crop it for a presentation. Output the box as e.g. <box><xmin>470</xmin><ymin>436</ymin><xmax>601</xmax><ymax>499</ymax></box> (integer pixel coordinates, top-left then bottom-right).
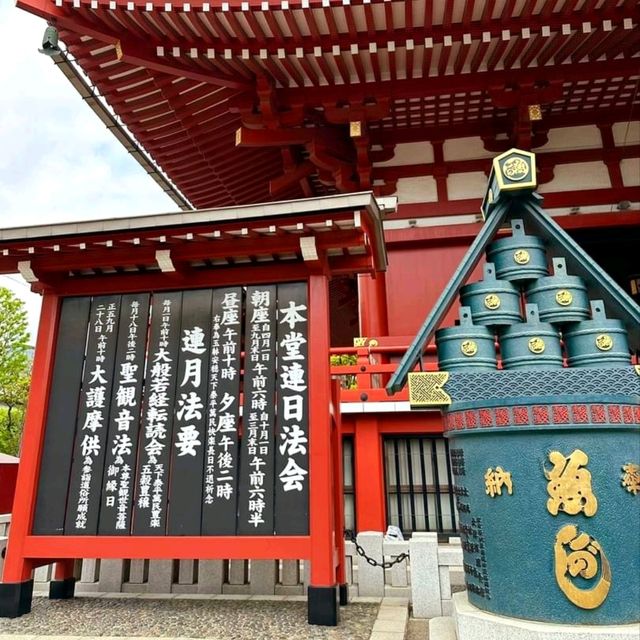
<box><xmin>237</xmin><ymin>285</ymin><xmax>277</xmax><ymax>535</ymax></box>
<box><xmin>274</xmin><ymin>282</ymin><xmax>310</xmax><ymax>535</ymax></box>
<box><xmin>167</xmin><ymin>289</ymin><xmax>213</xmax><ymax>535</ymax></box>
<box><xmin>202</xmin><ymin>288</ymin><xmax>243</xmax><ymax>536</ymax></box>
<box><xmin>65</xmin><ymin>296</ymin><xmax>122</xmax><ymax>535</ymax></box>
<box><xmin>132</xmin><ymin>292</ymin><xmax>183</xmax><ymax>535</ymax></box>
<box><xmin>98</xmin><ymin>294</ymin><xmax>151</xmax><ymax>535</ymax></box>
<box><xmin>32</xmin><ymin>297</ymin><xmax>91</xmax><ymax>535</ymax></box>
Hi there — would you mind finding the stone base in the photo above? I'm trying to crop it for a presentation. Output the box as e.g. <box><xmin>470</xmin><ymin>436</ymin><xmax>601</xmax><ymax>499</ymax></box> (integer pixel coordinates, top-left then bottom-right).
<box><xmin>452</xmin><ymin>593</ymin><xmax>640</xmax><ymax>640</ymax></box>
<box><xmin>307</xmin><ymin>585</ymin><xmax>339</xmax><ymax>626</ymax></box>
<box><xmin>49</xmin><ymin>577</ymin><xmax>76</xmax><ymax>600</ymax></box>
<box><xmin>0</xmin><ymin>580</ymin><xmax>33</xmax><ymax>618</ymax></box>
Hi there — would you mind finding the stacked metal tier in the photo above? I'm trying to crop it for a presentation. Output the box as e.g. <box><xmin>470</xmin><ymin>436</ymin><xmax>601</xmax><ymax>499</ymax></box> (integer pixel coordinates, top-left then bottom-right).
<box><xmin>436</xmin><ymin>219</ymin><xmax>631</xmax><ymax>371</ymax></box>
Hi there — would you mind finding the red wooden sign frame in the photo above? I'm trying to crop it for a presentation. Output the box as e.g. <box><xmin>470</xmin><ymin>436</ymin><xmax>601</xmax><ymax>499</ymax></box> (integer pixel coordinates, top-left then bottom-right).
<box><xmin>1</xmin><ymin>272</ymin><xmax>346</xmax><ymax>625</ymax></box>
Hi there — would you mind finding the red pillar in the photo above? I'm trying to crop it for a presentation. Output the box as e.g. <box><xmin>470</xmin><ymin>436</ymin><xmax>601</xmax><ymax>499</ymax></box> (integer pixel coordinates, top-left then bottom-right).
<box><xmin>307</xmin><ymin>274</ymin><xmax>339</xmax><ymax>624</ymax></box>
<box><xmin>1</xmin><ymin>292</ymin><xmax>60</xmax><ymax>617</ymax></box>
<box><xmin>354</xmin><ymin>416</ymin><xmax>387</xmax><ymax>532</ymax></box>
<box><xmin>330</xmin><ymin>379</ymin><xmax>348</xmax><ymax>604</ymax></box>
<box><xmin>357</xmin><ymin>272</ymin><xmax>389</xmax><ymax>337</ymax></box>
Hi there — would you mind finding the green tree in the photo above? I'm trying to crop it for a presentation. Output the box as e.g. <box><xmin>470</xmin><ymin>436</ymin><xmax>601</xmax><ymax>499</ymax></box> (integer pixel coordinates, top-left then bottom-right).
<box><xmin>0</xmin><ymin>287</ymin><xmax>31</xmax><ymax>456</ymax></box>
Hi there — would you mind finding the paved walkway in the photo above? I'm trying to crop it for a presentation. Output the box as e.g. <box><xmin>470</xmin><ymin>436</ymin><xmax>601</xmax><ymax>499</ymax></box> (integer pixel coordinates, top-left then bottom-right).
<box><xmin>0</xmin><ymin>595</ymin><xmax>380</xmax><ymax>640</ymax></box>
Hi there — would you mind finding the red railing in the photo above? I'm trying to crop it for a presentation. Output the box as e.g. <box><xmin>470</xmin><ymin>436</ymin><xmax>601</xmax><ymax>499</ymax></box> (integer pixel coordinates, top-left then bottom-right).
<box><xmin>329</xmin><ymin>341</ymin><xmax>439</xmax><ymax>403</ymax></box>
<box><xmin>329</xmin><ymin>339</ymin><xmax>640</xmax><ymax>404</ymax></box>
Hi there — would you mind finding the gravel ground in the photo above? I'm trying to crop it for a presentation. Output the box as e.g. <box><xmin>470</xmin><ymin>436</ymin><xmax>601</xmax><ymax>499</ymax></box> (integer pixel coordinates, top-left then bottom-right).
<box><xmin>0</xmin><ymin>598</ymin><xmax>379</xmax><ymax>640</ymax></box>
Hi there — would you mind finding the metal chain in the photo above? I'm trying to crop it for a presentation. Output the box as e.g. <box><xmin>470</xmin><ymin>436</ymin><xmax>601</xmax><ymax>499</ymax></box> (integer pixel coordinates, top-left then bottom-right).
<box><xmin>344</xmin><ymin>529</ymin><xmax>409</xmax><ymax>569</ymax></box>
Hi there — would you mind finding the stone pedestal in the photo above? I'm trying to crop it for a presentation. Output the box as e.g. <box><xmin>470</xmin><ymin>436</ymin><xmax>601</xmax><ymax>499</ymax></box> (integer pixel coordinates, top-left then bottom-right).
<box><xmin>452</xmin><ymin>592</ymin><xmax>640</xmax><ymax>640</ymax></box>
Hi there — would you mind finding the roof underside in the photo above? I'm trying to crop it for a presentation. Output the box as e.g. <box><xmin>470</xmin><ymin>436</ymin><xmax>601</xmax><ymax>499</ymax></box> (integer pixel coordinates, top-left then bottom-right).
<box><xmin>17</xmin><ymin>0</ymin><xmax>640</xmax><ymax>209</ymax></box>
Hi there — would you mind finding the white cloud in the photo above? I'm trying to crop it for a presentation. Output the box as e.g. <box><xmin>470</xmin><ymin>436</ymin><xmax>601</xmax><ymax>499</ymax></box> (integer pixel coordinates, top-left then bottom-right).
<box><xmin>0</xmin><ymin>5</ymin><xmax>176</xmax><ymax>225</ymax></box>
<box><xmin>0</xmin><ymin>4</ymin><xmax>179</xmax><ymax>340</ymax></box>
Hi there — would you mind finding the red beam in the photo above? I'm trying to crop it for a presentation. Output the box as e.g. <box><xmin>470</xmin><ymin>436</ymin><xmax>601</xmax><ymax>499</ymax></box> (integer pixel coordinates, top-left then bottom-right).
<box><xmin>369</xmin><ymin>107</ymin><xmax>636</xmax><ymax>145</ymax></box>
<box><xmin>373</xmin><ymin>145</ymin><xmax>640</xmax><ymax>181</ymax></box>
<box><xmin>23</xmin><ymin>536</ymin><xmax>311</xmax><ymax>560</ymax></box>
<box><xmin>392</xmin><ymin>188</ymin><xmax>640</xmax><ymax>219</ymax></box>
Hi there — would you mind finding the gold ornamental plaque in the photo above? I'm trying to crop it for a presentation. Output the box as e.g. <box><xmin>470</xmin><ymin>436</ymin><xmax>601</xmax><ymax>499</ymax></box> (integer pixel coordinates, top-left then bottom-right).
<box><xmin>460</xmin><ymin>340</ymin><xmax>478</xmax><ymax>357</ymax></box>
<box><xmin>528</xmin><ymin>337</ymin><xmax>545</xmax><ymax>354</ymax></box>
<box><xmin>621</xmin><ymin>463</ymin><xmax>640</xmax><ymax>495</ymax></box>
<box><xmin>502</xmin><ymin>156</ymin><xmax>529</xmax><ymax>181</ymax></box>
<box><xmin>484</xmin><ymin>294</ymin><xmax>501</xmax><ymax>310</ymax></box>
<box><xmin>555</xmin><ymin>290</ymin><xmax>573</xmax><ymax>306</ymax></box>
<box><xmin>513</xmin><ymin>249</ymin><xmax>531</xmax><ymax>265</ymax></box>
<box><xmin>595</xmin><ymin>334</ymin><xmax>613</xmax><ymax>351</ymax></box>
<box><xmin>554</xmin><ymin>524</ymin><xmax>611</xmax><ymax>610</ymax></box>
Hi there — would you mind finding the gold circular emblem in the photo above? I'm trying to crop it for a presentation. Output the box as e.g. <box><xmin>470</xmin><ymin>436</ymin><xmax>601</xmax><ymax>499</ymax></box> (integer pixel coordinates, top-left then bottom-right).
<box><xmin>595</xmin><ymin>334</ymin><xmax>613</xmax><ymax>351</ymax></box>
<box><xmin>484</xmin><ymin>294</ymin><xmax>501</xmax><ymax>310</ymax></box>
<box><xmin>460</xmin><ymin>340</ymin><xmax>478</xmax><ymax>357</ymax></box>
<box><xmin>502</xmin><ymin>157</ymin><xmax>529</xmax><ymax>181</ymax></box>
<box><xmin>513</xmin><ymin>249</ymin><xmax>531</xmax><ymax>265</ymax></box>
<box><xmin>528</xmin><ymin>337</ymin><xmax>546</xmax><ymax>354</ymax></box>
<box><xmin>555</xmin><ymin>290</ymin><xmax>573</xmax><ymax>306</ymax></box>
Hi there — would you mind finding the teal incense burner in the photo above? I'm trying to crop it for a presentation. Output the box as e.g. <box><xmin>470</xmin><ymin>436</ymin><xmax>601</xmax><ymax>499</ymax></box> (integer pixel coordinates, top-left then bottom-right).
<box><xmin>390</xmin><ymin>149</ymin><xmax>640</xmax><ymax>627</ymax></box>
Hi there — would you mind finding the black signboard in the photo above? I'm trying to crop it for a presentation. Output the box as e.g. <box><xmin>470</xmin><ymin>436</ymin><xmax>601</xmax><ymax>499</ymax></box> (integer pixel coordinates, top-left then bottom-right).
<box><xmin>202</xmin><ymin>288</ymin><xmax>243</xmax><ymax>535</ymax></box>
<box><xmin>35</xmin><ymin>282</ymin><xmax>316</xmax><ymax>540</ymax></box>
<box><xmin>132</xmin><ymin>292</ymin><xmax>183</xmax><ymax>535</ymax></box>
<box><xmin>167</xmin><ymin>289</ymin><xmax>213</xmax><ymax>535</ymax></box>
<box><xmin>237</xmin><ymin>285</ymin><xmax>278</xmax><ymax>535</ymax></box>
<box><xmin>65</xmin><ymin>296</ymin><xmax>121</xmax><ymax>535</ymax></box>
<box><xmin>32</xmin><ymin>297</ymin><xmax>91</xmax><ymax>535</ymax></box>
<box><xmin>274</xmin><ymin>283</ymin><xmax>310</xmax><ymax>535</ymax></box>
<box><xmin>98</xmin><ymin>294</ymin><xmax>150</xmax><ymax>535</ymax></box>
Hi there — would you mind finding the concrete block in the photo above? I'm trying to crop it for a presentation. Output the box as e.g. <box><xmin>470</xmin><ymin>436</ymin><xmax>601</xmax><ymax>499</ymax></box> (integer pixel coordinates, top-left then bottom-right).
<box><xmin>442</xmin><ymin>600</ymin><xmax>454</xmax><ymax>616</ymax></box>
<box><xmin>356</xmin><ymin>531</ymin><xmax>385</xmax><ymax>597</ymax></box>
<box><xmin>389</xmin><ymin>558</ymin><xmax>408</xmax><ymax>587</ymax></box>
<box><xmin>438</xmin><ymin>545</ymin><xmax>463</xmax><ymax>566</ymax></box>
<box><xmin>439</xmin><ymin>565</ymin><xmax>451</xmax><ymax>599</ymax></box>
<box><xmin>80</xmin><ymin>559</ymin><xmax>100</xmax><ymax>584</ymax></box>
<box><xmin>249</xmin><ymin>560</ymin><xmax>276</xmax><ymax>595</ymax></box>
<box><xmin>410</xmin><ymin>532</ymin><xmax>442</xmax><ymax>618</ymax></box>
<box><xmin>171</xmin><ymin>583</ymin><xmax>198</xmax><ymax>594</ymax></box>
<box><xmin>33</xmin><ymin>564</ymin><xmax>52</xmax><ymax>592</ymax></box>
<box><xmin>228</xmin><ymin>559</ymin><xmax>247</xmax><ymax>585</ymax></box>
<box><xmin>384</xmin><ymin>586</ymin><xmax>411</xmax><ymax>599</ymax></box>
<box><xmin>450</xmin><ymin>567</ymin><xmax>465</xmax><ymax>588</ymax></box>
<box><xmin>222</xmin><ymin>583</ymin><xmax>250</xmax><ymax>595</ymax></box>
<box><xmin>381</xmin><ymin>596</ymin><xmax>409</xmax><ymax>607</ymax></box>
<box><xmin>177</xmin><ymin>559</ymin><xmax>196</xmax><ymax>585</ymax></box>
<box><xmin>429</xmin><ymin>616</ymin><xmax>457</xmax><ymax>640</ymax></box>
<box><xmin>97</xmin><ymin>559</ymin><xmax>125</xmax><ymax>593</ymax></box>
<box><xmin>147</xmin><ymin>559</ymin><xmax>173</xmax><ymax>593</ymax></box>
<box><xmin>453</xmin><ymin>592</ymin><xmax>640</xmax><ymax>640</ymax></box>
<box><xmin>280</xmin><ymin>560</ymin><xmax>300</xmax><ymax>587</ymax></box>
<box><xmin>274</xmin><ymin>584</ymin><xmax>304</xmax><ymax>596</ymax></box>
<box><xmin>33</xmin><ymin>564</ymin><xmax>52</xmax><ymax>582</ymax></box>
<box><xmin>128</xmin><ymin>559</ymin><xmax>147</xmax><ymax>585</ymax></box>
<box><xmin>197</xmin><ymin>560</ymin><xmax>223</xmax><ymax>594</ymax></box>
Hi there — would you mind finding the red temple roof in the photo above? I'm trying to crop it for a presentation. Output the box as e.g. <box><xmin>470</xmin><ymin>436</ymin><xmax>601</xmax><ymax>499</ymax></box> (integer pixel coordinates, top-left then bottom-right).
<box><xmin>16</xmin><ymin>0</ymin><xmax>640</xmax><ymax>210</ymax></box>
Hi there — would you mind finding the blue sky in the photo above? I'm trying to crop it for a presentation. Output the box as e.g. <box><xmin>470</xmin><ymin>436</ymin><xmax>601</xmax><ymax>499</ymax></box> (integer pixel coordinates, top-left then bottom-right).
<box><xmin>0</xmin><ymin>3</ymin><xmax>177</xmax><ymax>340</ymax></box>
